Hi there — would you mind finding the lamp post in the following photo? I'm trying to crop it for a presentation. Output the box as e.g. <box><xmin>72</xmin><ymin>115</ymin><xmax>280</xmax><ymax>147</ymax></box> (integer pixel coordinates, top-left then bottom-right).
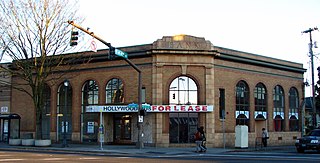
<box><xmin>62</xmin><ymin>79</ymin><xmax>69</xmax><ymax>148</ymax></box>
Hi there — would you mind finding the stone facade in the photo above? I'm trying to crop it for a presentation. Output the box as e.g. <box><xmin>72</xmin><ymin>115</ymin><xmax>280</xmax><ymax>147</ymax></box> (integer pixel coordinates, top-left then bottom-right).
<box><xmin>10</xmin><ymin>35</ymin><xmax>305</xmax><ymax>148</ymax></box>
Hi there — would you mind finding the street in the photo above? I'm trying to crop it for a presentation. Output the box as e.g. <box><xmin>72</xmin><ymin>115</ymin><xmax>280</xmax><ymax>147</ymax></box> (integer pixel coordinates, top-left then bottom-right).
<box><xmin>0</xmin><ymin>149</ymin><xmax>319</xmax><ymax>163</ymax></box>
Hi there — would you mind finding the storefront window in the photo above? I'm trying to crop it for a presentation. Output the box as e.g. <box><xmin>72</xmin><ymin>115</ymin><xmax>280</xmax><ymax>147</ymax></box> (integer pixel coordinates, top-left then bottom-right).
<box><xmin>289</xmin><ymin>87</ymin><xmax>299</xmax><ymax>131</ymax></box>
<box><xmin>82</xmin><ymin>80</ymin><xmax>99</xmax><ymax>142</ymax></box>
<box><xmin>169</xmin><ymin>113</ymin><xmax>198</xmax><ymax>143</ymax></box>
<box><xmin>106</xmin><ymin>78</ymin><xmax>124</xmax><ymax>104</ymax></box>
<box><xmin>169</xmin><ymin>76</ymin><xmax>198</xmax><ymax>143</ymax></box>
<box><xmin>235</xmin><ymin>80</ymin><xmax>250</xmax><ymax>129</ymax></box>
<box><xmin>273</xmin><ymin>85</ymin><xmax>285</xmax><ymax>131</ymax></box>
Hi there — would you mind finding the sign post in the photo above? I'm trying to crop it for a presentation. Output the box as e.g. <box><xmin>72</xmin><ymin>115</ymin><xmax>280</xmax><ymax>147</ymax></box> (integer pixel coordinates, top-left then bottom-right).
<box><xmin>99</xmin><ymin>108</ymin><xmax>104</xmax><ymax>150</ymax></box>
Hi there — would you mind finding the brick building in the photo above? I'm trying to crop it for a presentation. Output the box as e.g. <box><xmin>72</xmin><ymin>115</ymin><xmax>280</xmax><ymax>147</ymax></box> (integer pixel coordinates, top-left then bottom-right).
<box><xmin>10</xmin><ymin>35</ymin><xmax>305</xmax><ymax>147</ymax></box>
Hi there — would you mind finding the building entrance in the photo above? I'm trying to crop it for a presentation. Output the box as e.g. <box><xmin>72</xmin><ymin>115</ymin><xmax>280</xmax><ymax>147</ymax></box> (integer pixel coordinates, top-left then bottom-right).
<box><xmin>0</xmin><ymin>114</ymin><xmax>21</xmax><ymax>143</ymax></box>
<box><xmin>114</xmin><ymin>114</ymin><xmax>132</xmax><ymax>144</ymax></box>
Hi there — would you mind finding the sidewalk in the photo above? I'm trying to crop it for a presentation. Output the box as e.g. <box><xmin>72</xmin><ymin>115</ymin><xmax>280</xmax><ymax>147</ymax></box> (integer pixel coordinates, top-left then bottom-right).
<box><xmin>0</xmin><ymin>142</ymin><xmax>295</xmax><ymax>156</ymax></box>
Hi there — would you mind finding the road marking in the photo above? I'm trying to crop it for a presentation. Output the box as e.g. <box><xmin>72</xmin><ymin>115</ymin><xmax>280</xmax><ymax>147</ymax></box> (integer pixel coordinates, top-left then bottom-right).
<box><xmin>79</xmin><ymin>157</ymin><xmax>100</xmax><ymax>160</ymax></box>
<box><xmin>0</xmin><ymin>159</ymin><xmax>24</xmax><ymax>162</ymax></box>
<box><xmin>42</xmin><ymin>158</ymin><xmax>65</xmax><ymax>161</ymax></box>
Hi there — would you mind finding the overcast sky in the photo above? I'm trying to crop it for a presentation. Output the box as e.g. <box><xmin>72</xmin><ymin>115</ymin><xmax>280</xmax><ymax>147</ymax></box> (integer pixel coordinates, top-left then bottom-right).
<box><xmin>78</xmin><ymin>0</ymin><xmax>320</xmax><ymax>96</ymax></box>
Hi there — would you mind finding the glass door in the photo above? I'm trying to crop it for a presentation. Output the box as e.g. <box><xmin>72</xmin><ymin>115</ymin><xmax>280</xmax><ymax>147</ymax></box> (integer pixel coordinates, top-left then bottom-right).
<box><xmin>114</xmin><ymin>114</ymin><xmax>131</xmax><ymax>144</ymax></box>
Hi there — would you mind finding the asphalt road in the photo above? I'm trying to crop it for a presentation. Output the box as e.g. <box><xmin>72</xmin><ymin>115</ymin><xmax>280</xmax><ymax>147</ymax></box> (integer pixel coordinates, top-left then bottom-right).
<box><xmin>0</xmin><ymin>149</ymin><xmax>319</xmax><ymax>163</ymax></box>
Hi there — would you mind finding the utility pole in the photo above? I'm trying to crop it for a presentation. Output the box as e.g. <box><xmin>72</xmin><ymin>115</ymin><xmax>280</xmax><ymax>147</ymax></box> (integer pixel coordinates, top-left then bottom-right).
<box><xmin>67</xmin><ymin>21</ymin><xmax>144</xmax><ymax>149</ymax></box>
<box><xmin>302</xmin><ymin>27</ymin><xmax>318</xmax><ymax>128</ymax></box>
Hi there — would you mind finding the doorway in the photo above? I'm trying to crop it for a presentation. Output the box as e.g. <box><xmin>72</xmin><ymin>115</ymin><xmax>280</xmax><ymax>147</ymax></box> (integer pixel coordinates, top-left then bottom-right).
<box><xmin>114</xmin><ymin>114</ymin><xmax>132</xmax><ymax>144</ymax></box>
<box><xmin>0</xmin><ymin>114</ymin><xmax>21</xmax><ymax>142</ymax></box>
<box><xmin>255</xmin><ymin>120</ymin><xmax>266</xmax><ymax>137</ymax></box>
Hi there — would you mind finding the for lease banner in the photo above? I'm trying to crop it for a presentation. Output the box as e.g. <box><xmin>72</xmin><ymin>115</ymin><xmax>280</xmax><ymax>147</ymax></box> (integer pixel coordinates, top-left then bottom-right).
<box><xmin>86</xmin><ymin>105</ymin><xmax>214</xmax><ymax>113</ymax></box>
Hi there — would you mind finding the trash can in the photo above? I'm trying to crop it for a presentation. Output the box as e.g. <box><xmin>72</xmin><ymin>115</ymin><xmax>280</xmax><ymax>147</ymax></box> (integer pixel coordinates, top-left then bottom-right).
<box><xmin>235</xmin><ymin>125</ymin><xmax>248</xmax><ymax>148</ymax></box>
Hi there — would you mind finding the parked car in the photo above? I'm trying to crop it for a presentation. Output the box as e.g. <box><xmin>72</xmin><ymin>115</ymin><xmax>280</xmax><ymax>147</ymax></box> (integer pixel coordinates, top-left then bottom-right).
<box><xmin>295</xmin><ymin>129</ymin><xmax>320</xmax><ymax>153</ymax></box>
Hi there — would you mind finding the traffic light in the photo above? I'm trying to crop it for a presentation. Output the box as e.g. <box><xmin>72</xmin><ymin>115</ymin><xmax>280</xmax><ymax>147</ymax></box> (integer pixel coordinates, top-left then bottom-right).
<box><xmin>108</xmin><ymin>46</ymin><xmax>115</xmax><ymax>60</ymax></box>
<box><xmin>70</xmin><ymin>31</ymin><xmax>79</xmax><ymax>46</ymax></box>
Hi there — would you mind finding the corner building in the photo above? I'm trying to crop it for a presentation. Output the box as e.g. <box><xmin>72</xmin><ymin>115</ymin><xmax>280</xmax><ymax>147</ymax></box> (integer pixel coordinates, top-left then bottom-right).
<box><xmin>11</xmin><ymin>35</ymin><xmax>305</xmax><ymax>147</ymax></box>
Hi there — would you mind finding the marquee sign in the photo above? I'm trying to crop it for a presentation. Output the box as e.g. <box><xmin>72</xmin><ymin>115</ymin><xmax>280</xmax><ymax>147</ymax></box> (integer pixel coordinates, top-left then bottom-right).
<box><xmin>86</xmin><ymin>105</ymin><xmax>214</xmax><ymax>113</ymax></box>
<box><xmin>151</xmin><ymin>105</ymin><xmax>213</xmax><ymax>112</ymax></box>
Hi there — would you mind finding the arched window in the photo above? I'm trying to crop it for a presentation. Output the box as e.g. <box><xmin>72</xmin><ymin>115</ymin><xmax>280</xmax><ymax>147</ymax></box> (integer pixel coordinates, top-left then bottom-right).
<box><xmin>57</xmin><ymin>81</ymin><xmax>72</xmax><ymax>141</ymax></box>
<box><xmin>254</xmin><ymin>83</ymin><xmax>267</xmax><ymax>119</ymax></box>
<box><xmin>235</xmin><ymin>80</ymin><xmax>250</xmax><ymax>129</ymax></box>
<box><xmin>169</xmin><ymin>76</ymin><xmax>198</xmax><ymax>143</ymax></box>
<box><xmin>169</xmin><ymin>76</ymin><xmax>198</xmax><ymax>105</ymax></box>
<box><xmin>42</xmin><ymin>84</ymin><xmax>51</xmax><ymax>139</ymax></box>
<box><xmin>273</xmin><ymin>85</ymin><xmax>284</xmax><ymax>131</ymax></box>
<box><xmin>106</xmin><ymin>78</ymin><xmax>124</xmax><ymax>104</ymax></box>
<box><xmin>82</xmin><ymin>80</ymin><xmax>99</xmax><ymax>105</ymax></box>
<box><xmin>81</xmin><ymin>80</ymin><xmax>99</xmax><ymax>142</ymax></box>
<box><xmin>289</xmin><ymin>87</ymin><xmax>299</xmax><ymax>131</ymax></box>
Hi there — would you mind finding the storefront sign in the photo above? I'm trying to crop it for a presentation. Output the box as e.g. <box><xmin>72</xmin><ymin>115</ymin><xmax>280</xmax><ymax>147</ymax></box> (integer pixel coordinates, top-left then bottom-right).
<box><xmin>86</xmin><ymin>105</ymin><xmax>138</xmax><ymax>113</ymax></box>
<box><xmin>1</xmin><ymin>106</ymin><xmax>9</xmax><ymax>113</ymax></box>
<box><xmin>151</xmin><ymin>105</ymin><xmax>213</xmax><ymax>112</ymax></box>
<box><xmin>87</xmin><ymin>122</ymin><xmax>94</xmax><ymax>134</ymax></box>
<box><xmin>86</xmin><ymin>105</ymin><xmax>214</xmax><ymax>113</ymax></box>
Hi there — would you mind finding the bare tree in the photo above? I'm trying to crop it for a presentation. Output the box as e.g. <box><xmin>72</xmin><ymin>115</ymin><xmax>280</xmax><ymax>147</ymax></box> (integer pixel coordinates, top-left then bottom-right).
<box><xmin>0</xmin><ymin>0</ymin><xmax>83</xmax><ymax>139</ymax></box>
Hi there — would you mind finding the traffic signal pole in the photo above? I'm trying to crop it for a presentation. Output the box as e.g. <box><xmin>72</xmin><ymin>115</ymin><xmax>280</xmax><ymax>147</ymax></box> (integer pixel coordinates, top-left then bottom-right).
<box><xmin>67</xmin><ymin>21</ymin><xmax>144</xmax><ymax>149</ymax></box>
<box><xmin>302</xmin><ymin>27</ymin><xmax>318</xmax><ymax>129</ymax></box>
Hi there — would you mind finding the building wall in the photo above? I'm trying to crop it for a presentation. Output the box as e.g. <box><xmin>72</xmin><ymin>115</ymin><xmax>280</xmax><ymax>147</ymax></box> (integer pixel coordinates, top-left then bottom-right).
<box><xmin>9</xmin><ymin>35</ymin><xmax>305</xmax><ymax>148</ymax></box>
<box><xmin>0</xmin><ymin>64</ymin><xmax>11</xmax><ymax>114</ymax></box>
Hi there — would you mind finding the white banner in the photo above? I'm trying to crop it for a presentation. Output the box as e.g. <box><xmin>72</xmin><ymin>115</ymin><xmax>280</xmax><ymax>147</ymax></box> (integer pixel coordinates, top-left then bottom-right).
<box><xmin>86</xmin><ymin>105</ymin><xmax>214</xmax><ymax>113</ymax></box>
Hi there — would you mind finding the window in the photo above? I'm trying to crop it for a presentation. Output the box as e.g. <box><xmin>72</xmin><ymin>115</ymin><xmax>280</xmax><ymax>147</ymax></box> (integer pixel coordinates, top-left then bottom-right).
<box><xmin>169</xmin><ymin>113</ymin><xmax>198</xmax><ymax>143</ymax></box>
<box><xmin>82</xmin><ymin>80</ymin><xmax>99</xmax><ymax>105</ymax></box>
<box><xmin>42</xmin><ymin>84</ymin><xmax>51</xmax><ymax>139</ymax></box>
<box><xmin>57</xmin><ymin>82</ymin><xmax>72</xmax><ymax>141</ymax></box>
<box><xmin>81</xmin><ymin>80</ymin><xmax>99</xmax><ymax>142</ymax></box>
<box><xmin>235</xmin><ymin>80</ymin><xmax>250</xmax><ymax>129</ymax></box>
<box><xmin>142</xmin><ymin>87</ymin><xmax>146</xmax><ymax>103</ymax></box>
<box><xmin>169</xmin><ymin>76</ymin><xmax>198</xmax><ymax>143</ymax></box>
<box><xmin>106</xmin><ymin>78</ymin><xmax>124</xmax><ymax>104</ymax></box>
<box><xmin>289</xmin><ymin>87</ymin><xmax>299</xmax><ymax>131</ymax></box>
<box><xmin>219</xmin><ymin>89</ymin><xmax>225</xmax><ymax>119</ymax></box>
<box><xmin>273</xmin><ymin>85</ymin><xmax>284</xmax><ymax>131</ymax></box>
<box><xmin>169</xmin><ymin>76</ymin><xmax>197</xmax><ymax>105</ymax></box>
<box><xmin>254</xmin><ymin>83</ymin><xmax>267</xmax><ymax>112</ymax></box>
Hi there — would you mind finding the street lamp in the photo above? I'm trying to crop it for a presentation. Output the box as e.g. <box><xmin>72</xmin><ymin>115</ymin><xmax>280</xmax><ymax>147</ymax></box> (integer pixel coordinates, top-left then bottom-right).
<box><xmin>62</xmin><ymin>79</ymin><xmax>69</xmax><ymax>147</ymax></box>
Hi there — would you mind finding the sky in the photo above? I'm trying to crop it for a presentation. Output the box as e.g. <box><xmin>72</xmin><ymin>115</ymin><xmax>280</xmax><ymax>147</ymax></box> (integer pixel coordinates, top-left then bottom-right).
<box><xmin>77</xmin><ymin>0</ymin><xmax>320</xmax><ymax>96</ymax></box>
<box><xmin>78</xmin><ymin>0</ymin><xmax>319</xmax><ymax>96</ymax></box>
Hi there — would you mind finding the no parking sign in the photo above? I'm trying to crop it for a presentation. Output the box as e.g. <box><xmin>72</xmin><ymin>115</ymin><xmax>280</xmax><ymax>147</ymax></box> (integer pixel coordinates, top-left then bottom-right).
<box><xmin>90</xmin><ymin>39</ymin><xmax>97</xmax><ymax>52</ymax></box>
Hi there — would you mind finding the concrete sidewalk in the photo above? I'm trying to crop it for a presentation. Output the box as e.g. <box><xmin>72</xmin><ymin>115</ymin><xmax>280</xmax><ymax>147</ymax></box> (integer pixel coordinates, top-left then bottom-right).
<box><xmin>0</xmin><ymin>142</ymin><xmax>295</xmax><ymax>156</ymax></box>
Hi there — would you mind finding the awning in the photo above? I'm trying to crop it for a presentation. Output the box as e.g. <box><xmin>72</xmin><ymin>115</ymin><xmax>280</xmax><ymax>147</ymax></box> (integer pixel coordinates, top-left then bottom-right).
<box><xmin>0</xmin><ymin>113</ymin><xmax>21</xmax><ymax>119</ymax></box>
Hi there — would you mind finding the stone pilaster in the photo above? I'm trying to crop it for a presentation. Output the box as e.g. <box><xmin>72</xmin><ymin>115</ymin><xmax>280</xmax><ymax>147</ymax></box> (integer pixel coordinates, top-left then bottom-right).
<box><xmin>205</xmin><ymin>65</ymin><xmax>215</xmax><ymax>147</ymax></box>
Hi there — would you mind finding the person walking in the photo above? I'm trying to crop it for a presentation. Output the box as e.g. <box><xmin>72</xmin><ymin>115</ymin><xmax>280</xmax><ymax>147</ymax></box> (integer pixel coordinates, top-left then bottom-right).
<box><xmin>194</xmin><ymin>126</ymin><xmax>207</xmax><ymax>152</ymax></box>
<box><xmin>199</xmin><ymin>126</ymin><xmax>207</xmax><ymax>152</ymax></box>
<box><xmin>261</xmin><ymin>128</ymin><xmax>269</xmax><ymax>147</ymax></box>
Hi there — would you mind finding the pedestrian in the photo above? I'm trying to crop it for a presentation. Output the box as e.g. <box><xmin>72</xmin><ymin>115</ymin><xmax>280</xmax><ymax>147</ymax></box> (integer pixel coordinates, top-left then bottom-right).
<box><xmin>194</xmin><ymin>126</ymin><xmax>207</xmax><ymax>152</ymax></box>
<box><xmin>261</xmin><ymin>128</ymin><xmax>269</xmax><ymax>147</ymax></box>
<box><xmin>194</xmin><ymin>128</ymin><xmax>202</xmax><ymax>152</ymax></box>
